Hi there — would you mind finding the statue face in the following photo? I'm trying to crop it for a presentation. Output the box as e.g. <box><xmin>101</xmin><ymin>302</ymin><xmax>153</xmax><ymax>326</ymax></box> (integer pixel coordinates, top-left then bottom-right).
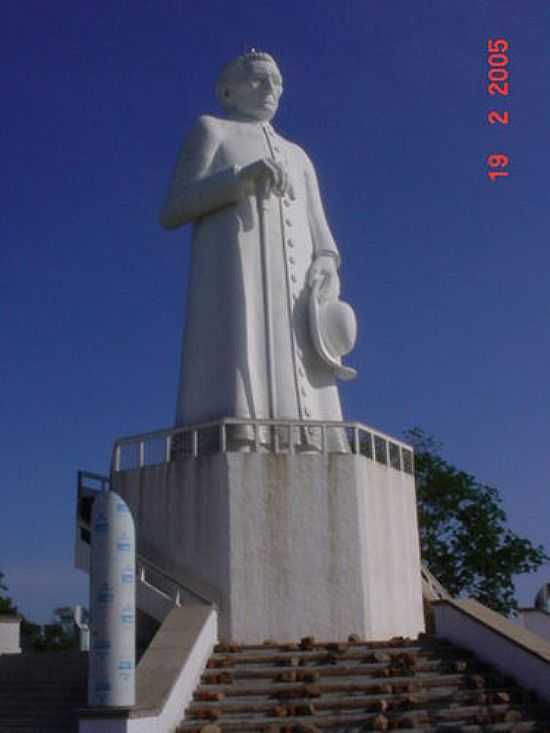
<box><xmin>227</xmin><ymin>59</ymin><xmax>283</xmax><ymax>122</ymax></box>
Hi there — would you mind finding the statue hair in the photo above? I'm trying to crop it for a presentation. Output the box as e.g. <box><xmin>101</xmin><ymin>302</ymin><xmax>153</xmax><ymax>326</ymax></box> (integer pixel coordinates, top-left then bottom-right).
<box><xmin>216</xmin><ymin>50</ymin><xmax>281</xmax><ymax>109</ymax></box>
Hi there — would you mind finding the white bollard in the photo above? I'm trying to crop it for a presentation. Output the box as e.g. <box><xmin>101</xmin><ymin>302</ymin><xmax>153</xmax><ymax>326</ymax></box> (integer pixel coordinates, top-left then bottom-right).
<box><xmin>88</xmin><ymin>491</ymin><xmax>136</xmax><ymax>707</ymax></box>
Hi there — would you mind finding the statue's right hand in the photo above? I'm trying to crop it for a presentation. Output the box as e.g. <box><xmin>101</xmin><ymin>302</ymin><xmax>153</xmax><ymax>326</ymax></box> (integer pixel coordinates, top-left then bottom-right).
<box><xmin>238</xmin><ymin>158</ymin><xmax>288</xmax><ymax>197</ymax></box>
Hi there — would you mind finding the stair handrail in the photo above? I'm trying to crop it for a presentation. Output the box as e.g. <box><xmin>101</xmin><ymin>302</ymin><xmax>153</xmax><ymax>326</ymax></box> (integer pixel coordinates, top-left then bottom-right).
<box><xmin>77</xmin><ymin>470</ymin><xmax>213</xmax><ymax>608</ymax></box>
<box><xmin>136</xmin><ymin>553</ymin><xmax>213</xmax><ymax>607</ymax></box>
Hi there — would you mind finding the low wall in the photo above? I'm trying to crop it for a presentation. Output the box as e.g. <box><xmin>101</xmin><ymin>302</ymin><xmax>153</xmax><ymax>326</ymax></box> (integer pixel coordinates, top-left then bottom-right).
<box><xmin>79</xmin><ymin>604</ymin><xmax>217</xmax><ymax>733</ymax></box>
<box><xmin>433</xmin><ymin>598</ymin><xmax>550</xmax><ymax>702</ymax></box>
<box><xmin>518</xmin><ymin>608</ymin><xmax>550</xmax><ymax>641</ymax></box>
<box><xmin>0</xmin><ymin>615</ymin><xmax>21</xmax><ymax>654</ymax></box>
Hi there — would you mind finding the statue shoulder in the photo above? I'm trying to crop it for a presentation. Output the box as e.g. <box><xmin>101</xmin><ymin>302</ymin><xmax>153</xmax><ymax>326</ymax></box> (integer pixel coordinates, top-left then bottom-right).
<box><xmin>188</xmin><ymin>114</ymin><xmax>238</xmax><ymax>145</ymax></box>
<box><xmin>192</xmin><ymin>114</ymin><xmax>225</xmax><ymax>135</ymax></box>
<box><xmin>196</xmin><ymin>114</ymin><xmax>223</xmax><ymax>127</ymax></box>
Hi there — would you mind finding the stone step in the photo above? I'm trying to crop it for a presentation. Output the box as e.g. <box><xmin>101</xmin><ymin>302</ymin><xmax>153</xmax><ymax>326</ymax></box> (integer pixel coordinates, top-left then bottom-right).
<box><xmin>213</xmin><ymin>637</ymin><xmax>422</xmax><ymax>653</ymax></box>
<box><xmin>177</xmin><ymin>707</ymin><xmax>546</xmax><ymax>731</ymax></box>
<box><xmin>179</xmin><ymin>634</ymin><xmax>549</xmax><ymax>732</ymax></box>
<box><xmin>201</xmin><ymin>658</ymin><xmax>454</xmax><ymax>684</ymax></box>
<box><xmin>209</xmin><ymin>645</ymin><xmax>426</xmax><ymax>665</ymax></box>
<box><xmin>0</xmin><ymin>701</ymin><xmax>82</xmax><ymax>714</ymax></box>
<box><xmin>0</xmin><ymin>650</ymin><xmax>86</xmax><ymax>731</ymax></box>
<box><xmin>187</xmin><ymin>686</ymin><xmax>528</xmax><ymax>718</ymax></box>
<box><xmin>0</xmin><ymin>687</ymin><xmax>84</xmax><ymax>695</ymax></box>
<box><xmin>192</xmin><ymin>671</ymin><xmax>483</xmax><ymax>698</ymax></box>
<box><xmin>0</xmin><ymin>719</ymin><xmax>77</xmax><ymax>730</ymax></box>
<box><xmin>0</xmin><ymin>729</ymin><xmax>75</xmax><ymax>733</ymax></box>
<box><xmin>186</xmin><ymin>698</ymin><xmax>549</xmax><ymax>724</ymax></box>
<box><xmin>0</xmin><ymin>728</ymin><xmax>75</xmax><ymax>733</ymax></box>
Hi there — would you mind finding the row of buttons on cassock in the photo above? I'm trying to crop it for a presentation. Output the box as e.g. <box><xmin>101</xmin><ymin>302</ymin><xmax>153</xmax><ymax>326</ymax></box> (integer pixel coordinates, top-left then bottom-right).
<box><xmin>262</xmin><ymin>123</ymin><xmax>312</xmax><ymax>420</ymax></box>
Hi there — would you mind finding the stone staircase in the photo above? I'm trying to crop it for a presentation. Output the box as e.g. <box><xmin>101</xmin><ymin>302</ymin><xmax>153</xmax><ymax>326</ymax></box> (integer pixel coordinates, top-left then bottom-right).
<box><xmin>0</xmin><ymin>650</ymin><xmax>87</xmax><ymax>732</ymax></box>
<box><xmin>177</xmin><ymin>635</ymin><xmax>550</xmax><ymax>732</ymax></box>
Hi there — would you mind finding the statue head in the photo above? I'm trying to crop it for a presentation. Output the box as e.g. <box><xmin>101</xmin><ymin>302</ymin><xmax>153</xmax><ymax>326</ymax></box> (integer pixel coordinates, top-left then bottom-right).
<box><xmin>216</xmin><ymin>50</ymin><xmax>283</xmax><ymax>122</ymax></box>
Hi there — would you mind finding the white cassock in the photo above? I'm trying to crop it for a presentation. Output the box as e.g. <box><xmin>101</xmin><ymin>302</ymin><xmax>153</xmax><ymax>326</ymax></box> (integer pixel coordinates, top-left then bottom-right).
<box><xmin>161</xmin><ymin>114</ymin><xmax>346</xmax><ymax>441</ymax></box>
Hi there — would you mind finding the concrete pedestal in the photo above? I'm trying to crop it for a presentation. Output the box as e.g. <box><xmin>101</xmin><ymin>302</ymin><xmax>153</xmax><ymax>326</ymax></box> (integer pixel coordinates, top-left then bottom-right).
<box><xmin>112</xmin><ymin>451</ymin><xmax>424</xmax><ymax>643</ymax></box>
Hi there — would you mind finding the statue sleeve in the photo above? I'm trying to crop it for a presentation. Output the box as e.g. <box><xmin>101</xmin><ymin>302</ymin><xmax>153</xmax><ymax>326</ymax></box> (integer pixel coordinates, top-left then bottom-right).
<box><xmin>303</xmin><ymin>151</ymin><xmax>341</xmax><ymax>266</ymax></box>
<box><xmin>159</xmin><ymin>116</ymin><xmax>246</xmax><ymax>229</ymax></box>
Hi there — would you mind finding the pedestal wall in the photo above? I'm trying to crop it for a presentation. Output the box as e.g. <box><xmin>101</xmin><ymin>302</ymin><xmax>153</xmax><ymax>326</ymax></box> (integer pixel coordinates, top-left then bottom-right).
<box><xmin>112</xmin><ymin>453</ymin><xmax>424</xmax><ymax>642</ymax></box>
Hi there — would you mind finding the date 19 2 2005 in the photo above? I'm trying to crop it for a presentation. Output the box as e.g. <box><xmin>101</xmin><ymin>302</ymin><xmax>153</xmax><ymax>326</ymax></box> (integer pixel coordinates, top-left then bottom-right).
<box><xmin>487</xmin><ymin>38</ymin><xmax>510</xmax><ymax>181</ymax></box>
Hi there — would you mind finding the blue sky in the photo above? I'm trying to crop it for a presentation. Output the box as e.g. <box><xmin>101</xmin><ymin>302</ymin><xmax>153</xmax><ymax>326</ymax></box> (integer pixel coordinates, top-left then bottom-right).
<box><xmin>2</xmin><ymin>0</ymin><xmax>549</xmax><ymax>622</ymax></box>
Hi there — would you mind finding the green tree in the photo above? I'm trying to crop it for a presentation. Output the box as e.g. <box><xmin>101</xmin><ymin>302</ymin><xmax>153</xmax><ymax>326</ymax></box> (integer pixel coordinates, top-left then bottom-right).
<box><xmin>407</xmin><ymin>428</ymin><xmax>549</xmax><ymax>615</ymax></box>
<box><xmin>1</xmin><ymin>572</ymin><xmax>79</xmax><ymax>651</ymax></box>
<box><xmin>25</xmin><ymin>608</ymin><xmax>79</xmax><ymax>653</ymax></box>
<box><xmin>0</xmin><ymin>570</ymin><xmax>17</xmax><ymax>614</ymax></box>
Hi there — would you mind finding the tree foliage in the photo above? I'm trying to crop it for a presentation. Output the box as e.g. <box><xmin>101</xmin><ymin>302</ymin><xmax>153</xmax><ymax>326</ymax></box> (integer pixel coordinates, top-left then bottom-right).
<box><xmin>22</xmin><ymin>607</ymin><xmax>78</xmax><ymax>653</ymax></box>
<box><xmin>0</xmin><ymin>571</ymin><xmax>78</xmax><ymax>651</ymax></box>
<box><xmin>0</xmin><ymin>570</ymin><xmax>17</xmax><ymax>614</ymax></box>
<box><xmin>407</xmin><ymin>428</ymin><xmax>549</xmax><ymax>615</ymax></box>
<box><xmin>28</xmin><ymin>619</ymin><xmax>75</xmax><ymax>652</ymax></box>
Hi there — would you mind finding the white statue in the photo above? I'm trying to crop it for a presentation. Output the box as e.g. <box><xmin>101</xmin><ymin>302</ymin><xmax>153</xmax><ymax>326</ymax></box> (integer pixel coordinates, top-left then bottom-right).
<box><xmin>160</xmin><ymin>51</ymin><xmax>356</xmax><ymax>445</ymax></box>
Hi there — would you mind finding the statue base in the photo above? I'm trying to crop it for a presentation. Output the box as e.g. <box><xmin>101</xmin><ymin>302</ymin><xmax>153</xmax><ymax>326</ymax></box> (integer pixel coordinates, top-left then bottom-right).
<box><xmin>112</xmin><ymin>446</ymin><xmax>424</xmax><ymax>643</ymax></box>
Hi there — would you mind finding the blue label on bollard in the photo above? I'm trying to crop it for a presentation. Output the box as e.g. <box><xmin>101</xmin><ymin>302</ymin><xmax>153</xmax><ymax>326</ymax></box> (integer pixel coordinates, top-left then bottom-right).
<box><xmin>92</xmin><ymin>640</ymin><xmax>111</xmax><ymax>651</ymax></box>
<box><xmin>98</xmin><ymin>588</ymin><xmax>114</xmax><ymax>604</ymax></box>
<box><xmin>116</xmin><ymin>501</ymin><xmax>130</xmax><ymax>514</ymax></box>
<box><xmin>94</xmin><ymin>515</ymin><xmax>109</xmax><ymax>534</ymax></box>
<box><xmin>95</xmin><ymin>681</ymin><xmax>111</xmax><ymax>693</ymax></box>
<box><xmin>121</xmin><ymin>605</ymin><xmax>135</xmax><ymax>624</ymax></box>
<box><xmin>121</xmin><ymin>566</ymin><xmax>134</xmax><ymax>583</ymax></box>
<box><xmin>118</xmin><ymin>659</ymin><xmax>133</xmax><ymax>679</ymax></box>
<box><xmin>116</xmin><ymin>533</ymin><xmax>132</xmax><ymax>552</ymax></box>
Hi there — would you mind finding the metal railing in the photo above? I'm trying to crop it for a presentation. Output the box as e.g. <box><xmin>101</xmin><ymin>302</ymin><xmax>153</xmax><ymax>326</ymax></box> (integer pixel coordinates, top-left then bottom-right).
<box><xmin>78</xmin><ymin>469</ymin><xmax>110</xmax><ymax>493</ymax></box>
<box><xmin>136</xmin><ymin>555</ymin><xmax>212</xmax><ymax>607</ymax></box>
<box><xmin>110</xmin><ymin>417</ymin><xmax>414</xmax><ymax>476</ymax></box>
<box><xmin>421</xmin><ymin>562</ymin><xmax>451</xmax><ymax>602</ymax></box>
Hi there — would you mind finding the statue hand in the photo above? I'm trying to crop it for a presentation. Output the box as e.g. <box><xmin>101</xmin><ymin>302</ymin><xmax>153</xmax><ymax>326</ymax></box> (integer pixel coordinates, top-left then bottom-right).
<box><xmin>238</xmin><ymin>158</ymin><xmax>288</xmax><ymax>197</ymax></box>
<box><xmin>308</xmin><ymin>253</ymin><xmax>340</xmax><ymax>302</ymax></box>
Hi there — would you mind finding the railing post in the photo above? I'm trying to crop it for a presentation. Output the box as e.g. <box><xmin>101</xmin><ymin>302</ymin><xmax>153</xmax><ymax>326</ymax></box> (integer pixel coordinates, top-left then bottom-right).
<box><xmin>220</xmin><ymin>423</ymin><xmax>227</xmax><ymax>453</ymax></box>
<box><xmin>321</xmin><ymin>424</ymin><xmax>327</xmax><ymax>454</ymax></box>
<box><xmin>394</xmin><ymin>444</ymin><xmax>402</xmax><ymax>471</ymax></box>
<box><xmin>289</xmin><ymin>424</ymin><xmax>295</xmax><ymax>454</ymax></box>
<box><xmin>353</xmin><ymin>427</ymin><xmax>360</xmax><ymax>455</ymax></box>
<box><xmin>375</xmin><ymin>436</ymin><xmax>388</xmax><ymax>464</ymax></box>
<box><xmin>192</xmin><ymin>429</ymin><xmax>198</xmax><ymax>458</ymax></box>
<box><xmin>115</xmin><ymin>445</ymin><xmax>121</xmax><ymax>472</ymax></box>
<box><xmin>138</xmin><ymin>441</ymin><xmax>145</xmax><ymax>468</ymax></box>
<box><xmin>165</xmin><ymin>434</ymin><xmax>172</xmax><ymax>464</ymax></box>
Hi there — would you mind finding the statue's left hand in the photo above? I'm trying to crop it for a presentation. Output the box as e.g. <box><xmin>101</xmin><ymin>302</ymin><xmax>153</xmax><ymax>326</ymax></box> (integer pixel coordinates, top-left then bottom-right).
<box><xmin>308</xmin><ymin>254</ymin><xmax>340</xmax><ymax>302</ymax></box>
